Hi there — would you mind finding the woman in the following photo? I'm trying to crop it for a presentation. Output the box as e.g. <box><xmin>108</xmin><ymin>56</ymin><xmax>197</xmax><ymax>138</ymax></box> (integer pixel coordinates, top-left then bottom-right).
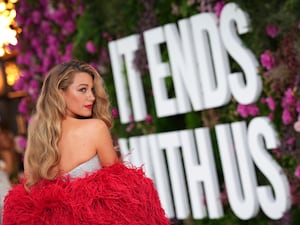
<box><xmin>3</xmin><ymin>60</ymin><xmax>169</xmax><ymax>225</ymax></box>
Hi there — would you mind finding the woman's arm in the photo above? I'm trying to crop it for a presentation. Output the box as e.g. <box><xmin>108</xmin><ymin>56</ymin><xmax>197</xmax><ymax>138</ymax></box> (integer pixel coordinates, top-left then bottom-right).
<box><xmin>91</xmin><ymin>119</ymin><xmax>118</xmax><ymax>167</ymax></box>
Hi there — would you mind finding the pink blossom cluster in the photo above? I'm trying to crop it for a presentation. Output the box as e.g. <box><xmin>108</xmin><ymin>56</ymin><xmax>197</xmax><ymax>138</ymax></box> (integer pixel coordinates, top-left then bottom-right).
<box><xmin>265</xmin><ymin>24</ymin><xmax>280</xmax><ymax>38</ymax></box>
<box><xmin>261</xmin><ymin>96</ymin><xmax>276</xmax><ymax>120</ymax></box>
<box><xmin>14</xmin><ymin>0</ymin><xmax>83</xmax><ymax>119</ymax></box>
<box><xmin>86</xmin><ymin>41</ymin><xmax>98</xmax><ymax>54</ymax></box>
<box><xmin>260</xmin><ymin>49</ymin><xmax>275</xmax><ymax>70</ymax></box>
<box><xmin>281</xmin><ymin>88</ymin><xmax>297</xmax><ymax>125</ymax></box>
<box><xmin>260</xmin><ymin>23</ymin><xmax>300</xmax><ymax>187</ymax></box>
<box><xmin>263</xmin><ymin>23</ymin><xmax>279</xmax><ymax>79</ymax></box>
<box><xmin>214</xmin><ymin>0</ymin><xmax>225</xmax><ymax>18</ymax></box>
<box><xmin>111</xmin><ymin>108</ymin><xmax>119</xmax><ymax>119</ymax></box>
<box><xmin>236</xmin><ymin>103</ymin><xmax>260</xmax><ymax>118</ymax></box>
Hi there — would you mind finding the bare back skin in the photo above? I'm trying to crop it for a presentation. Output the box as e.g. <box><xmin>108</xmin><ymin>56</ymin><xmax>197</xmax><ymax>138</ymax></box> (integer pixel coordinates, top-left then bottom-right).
<box><xmin>57</xmin><ymin>117</ymin><xmax>117</xmax><ymax>175</ymax></box>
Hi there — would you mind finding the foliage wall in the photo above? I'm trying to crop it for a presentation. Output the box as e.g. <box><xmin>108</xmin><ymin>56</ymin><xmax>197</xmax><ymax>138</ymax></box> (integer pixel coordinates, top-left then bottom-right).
<box><xmin>12</xmin><ymin>0</ymin><xmax>300</xmax><ymax>224</ymax></box>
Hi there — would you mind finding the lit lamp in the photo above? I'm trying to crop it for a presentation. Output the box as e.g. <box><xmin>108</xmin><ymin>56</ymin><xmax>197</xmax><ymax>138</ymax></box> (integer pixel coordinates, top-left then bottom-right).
<box><xmin>0</xmin><ymin>0</ymin><xmax>18</xmax><ymax>56</ymax></box>
<box><xmin>0</xmin><ymin>61</ymin><xmax>5</xmax><ymax>96</ymax></box>
<box><xmin>0</xmin><ymin>0</ymin><xmax>21</xmax><ymax>98</ymax></box>
<box><xmin>0</xmin><ymin>63</ymin><xmax>6</xmax><ymax>96</ymax></box>
<box><xmin>0</xmin><ymin>55</ymin><xmax>20</xmax><ymax>98</ymax></box>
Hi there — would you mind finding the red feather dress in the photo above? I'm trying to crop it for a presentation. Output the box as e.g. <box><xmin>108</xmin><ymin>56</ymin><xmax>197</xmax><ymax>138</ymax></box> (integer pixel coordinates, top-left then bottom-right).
<box><xmin>2</xmin><ymin>162</ymin><xmax>169</xmax><ymax>225</ymax></box>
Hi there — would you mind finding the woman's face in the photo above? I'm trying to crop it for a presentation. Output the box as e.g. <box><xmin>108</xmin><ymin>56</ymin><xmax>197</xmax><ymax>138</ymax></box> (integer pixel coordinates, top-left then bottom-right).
<box><xmin>61</xmin><ymin>72</ymin><xmax>95</xmax><ymax>118</ymax></box>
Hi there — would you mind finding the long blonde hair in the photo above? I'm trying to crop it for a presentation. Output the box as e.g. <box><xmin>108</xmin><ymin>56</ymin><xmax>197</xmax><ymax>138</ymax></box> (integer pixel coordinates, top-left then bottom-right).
<box><xmin>25</xmin><ymin>60</ymin><xmax>112</xmax><ymax>189</ymax></box>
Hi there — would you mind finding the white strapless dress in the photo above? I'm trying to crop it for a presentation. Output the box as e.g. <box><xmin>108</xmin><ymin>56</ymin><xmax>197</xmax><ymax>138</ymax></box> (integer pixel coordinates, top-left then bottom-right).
<box><xmin>65</xmin><ymin>155</ymin><xmax>101</xmax><ymax>178</ymax></box>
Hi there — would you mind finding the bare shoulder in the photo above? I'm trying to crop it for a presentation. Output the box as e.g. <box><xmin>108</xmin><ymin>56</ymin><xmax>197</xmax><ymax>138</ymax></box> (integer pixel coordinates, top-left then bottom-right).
<box><xmin>75</xmin><ymin>119</ymin><xmax>111</xmax><ymax>143</ymax></box>
<box><xmin>83</xmin><ymin>118</ymin><xmax>117</xmax><ymax>166</ymax></box>
<box><xmin>81</xmin><ymin>118</ymin><xmax>109</xmax><ymax>133</ymax></box>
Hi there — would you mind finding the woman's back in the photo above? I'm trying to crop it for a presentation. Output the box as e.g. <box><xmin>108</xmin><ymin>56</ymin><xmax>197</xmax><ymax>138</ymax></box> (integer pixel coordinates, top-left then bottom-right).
<box><xmin>57</xmin><ymin>117</ymin><xmax>99</xmax><ymax>175</ymax></box>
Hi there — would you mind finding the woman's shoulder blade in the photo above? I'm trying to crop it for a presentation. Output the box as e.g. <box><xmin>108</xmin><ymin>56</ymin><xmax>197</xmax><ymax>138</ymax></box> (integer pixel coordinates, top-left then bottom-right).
<box><xmin>74</xmin><ymin>119</ymin><xmax>108</xmax><ymax>139</ymax></box>
<box><xmin>82</xmin><ymin>118</ymin><xmax>107</xmax><ymax>131</ymax></box>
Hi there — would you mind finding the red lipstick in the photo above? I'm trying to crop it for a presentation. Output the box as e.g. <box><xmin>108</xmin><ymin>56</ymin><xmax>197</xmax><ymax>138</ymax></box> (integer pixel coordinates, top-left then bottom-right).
<box><xmin>84</xmin><ymin>104</ymin><xmax>93</xmax><ymax>109</ymax></box>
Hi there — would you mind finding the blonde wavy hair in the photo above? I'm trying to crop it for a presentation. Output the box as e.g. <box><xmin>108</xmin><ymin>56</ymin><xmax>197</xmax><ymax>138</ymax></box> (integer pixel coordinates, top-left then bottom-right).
<box><xmin>24</xmin><ymin>60</ymin><xmax>112</xmax><ymax>189</ymax></box>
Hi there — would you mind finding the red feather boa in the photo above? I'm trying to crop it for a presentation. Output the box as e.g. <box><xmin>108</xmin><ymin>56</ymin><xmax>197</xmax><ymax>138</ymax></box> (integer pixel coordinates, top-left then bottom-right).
<box><xmin>2</xmin><ymin>162</ymin><xmax>169</xmax><ymax>225</ymax></box>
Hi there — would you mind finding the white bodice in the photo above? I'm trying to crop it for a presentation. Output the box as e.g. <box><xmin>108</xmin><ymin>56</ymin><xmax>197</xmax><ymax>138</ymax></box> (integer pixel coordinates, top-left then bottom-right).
<box><xmin>65</xmin><ymin>155</ymin><xmax>101</xmax><ymax>178</ymax></box>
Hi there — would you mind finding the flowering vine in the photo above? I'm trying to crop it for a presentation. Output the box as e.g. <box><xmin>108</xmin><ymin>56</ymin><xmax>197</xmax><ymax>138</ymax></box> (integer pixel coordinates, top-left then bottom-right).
<box><xmin>13</xmin><ymin>0</ymin><xmax>83</xmax><ymax>151</ymax></box>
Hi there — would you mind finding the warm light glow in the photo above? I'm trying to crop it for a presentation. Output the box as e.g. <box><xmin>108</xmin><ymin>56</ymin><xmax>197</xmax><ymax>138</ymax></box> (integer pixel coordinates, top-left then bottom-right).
<box><xmin>0</xmin><ymin>0</ymin><xmax>18</xmax><ymax>57</ymax></box>
<box><xmin>5</xmin><ymin>61</ymin><xmax>19</xmax><ymax>86</ymax></box>
<box><xmin>0</xmin><ymin>67</ymin><xmax>5</xmax><ymax>94</ymax></box>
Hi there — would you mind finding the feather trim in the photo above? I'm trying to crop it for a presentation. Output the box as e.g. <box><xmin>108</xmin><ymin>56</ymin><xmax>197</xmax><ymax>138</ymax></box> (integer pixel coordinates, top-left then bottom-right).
<box><xmin>3</xmin><ymin>162</ymin><xmax>169</xmax><ymax>225</ymax></box>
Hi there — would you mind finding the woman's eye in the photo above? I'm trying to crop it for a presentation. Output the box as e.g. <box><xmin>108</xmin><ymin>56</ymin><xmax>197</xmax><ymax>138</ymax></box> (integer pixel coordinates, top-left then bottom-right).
<box><xmin>79</xmin><ymin>88</ymin><xmax>87</xmax><ymax>92</ymax></box>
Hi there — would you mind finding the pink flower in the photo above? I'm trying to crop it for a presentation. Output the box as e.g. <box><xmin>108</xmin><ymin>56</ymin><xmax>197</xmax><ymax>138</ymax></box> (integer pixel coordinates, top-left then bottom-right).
<box><xmin>41</xmin><ymin>21</ymin><xmax>51</xmax><ymax>33</ymax></box>
<box><xmin>13</xmin><ymin>76</ymin><xmax>26</xmax><ymax>91</ymax></box>
<box><xmin>260</xmin><ymin>50</ymin><xmax>275</xmax><ymax>70</ymax></box>
<box><xmin>77</xmin><ymin>4</ymin><xmax>84</xmax><ymax>15</ymax></box>
<box><xmin>247</xmin><ymin>104</ymin><xmax>260</xmax><ymax>116</ymax></box>
<box><xmin>22</xmin><ymin>70</ymin><xmax>32</xmax><ymax>79</ymax></box>
<box><xmin>60</xmin><ymin>43</ymin><xmax>73</xmax><ymax>62</ymax></box>
<box><xmin>42</xmin><ymin>56</ymin><xmax>53</xmax><ymax>72</ymax></box>
<box><xmin>237</xmin><ymin>104</ymin><xmax>248</xmax><ymax>118</ymax></box>
<box><xmin>63</xmin><ymin>20</ymin><xmax>75</xmax><ymax>35</ymax></box>
<box><xmin>47</xmin><ymin>34</ymin><xmax>58</xmax><ymax>46</ymax></box>
<box><xmin>111</xmin><ymin>108</ymin><xmax>119</xmax><ymax>118</ymax></box>
<box><xmin>294</xmin><ymin>166</ymin><xmax>300</xmax><ymax>179</ymax></box>
<box><xmin>282</xmin><ymin>88</ymin><xmax>296</xmax><ymax>107</ymax></box>
<box><xmin>214</xmin><ymin>0</ymin><xmax>225</xmax><ymax>18</ymax></box>
<box><xmin>265</xmin><ymin>24</ymin><xmax>279</xmax><ymax>38</ymax></box>
<box><xmin>268</xmin><ymin>112</ymin><xmax>274</xmax><ymax>120</ymax></box>
<box><xmin>48</xmin><ymin>9</ymin><xmax>67</xmax><ymax>25</ymax></box>
<box><xmin>32</xmin><ymin>10</ymin><xmax>41</xmax><ymax>24</ymax></box>
<box><xmin>31</xmin><ymin>38</ymin><xmax>40</xmax><ymax>49</ymax></box>
<box><xmin>17</xmin><ymin>52</ymin><xmax>32</xmax><ymax>66</ymax></box>
<box><xmin>18</xmin><ymin>98</ymin><xmax>28</xmax><ymax>114</ymax></box>
<box><xmin>282</xmin><ymin>108</ymin><xmax>293</xmax><ymax>125</ymax></box>
<box><xmin>294</xmin><ymin>120</ymin><xmax>300</xmax><ymax>132</ymax></box>
<box><xmin>86</xmin><ymin>41</ymin><xmax>97</xmax><ymax>54</ymax></box>
<box><xmin>126</xmin><ymin>123</ymin><xmax>135</xmax><ymax>132</ymax></box>
<box><xmin>265</xmin><ymin>97</ymin><xmax>276</xmax><ymax>111</ymax></box>
<box><xmin>28</xmin><ymin>79</ymin><xmax>40</xmax><ymax>100</ymax></box>
<box><xmin>287</xmin><ymin>137</ymin><xmax>295</xmax><ymax>145</ymax></box>
<box><xmin>237</xmin><ymin>104</ymin><xmax>259</xmax><ymax>118</ymax></box>
<box><xmin>145</xmin><ymin>114</ymin><xmax>153</xmax><ymax>125</ymax></box>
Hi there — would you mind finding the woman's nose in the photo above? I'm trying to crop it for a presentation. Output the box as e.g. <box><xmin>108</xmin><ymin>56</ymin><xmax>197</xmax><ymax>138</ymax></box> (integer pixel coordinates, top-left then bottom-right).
<box><xmin>88</xmin><ymin>91</ymin><xmax>95</xmax><ymax>100</ymax></box>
